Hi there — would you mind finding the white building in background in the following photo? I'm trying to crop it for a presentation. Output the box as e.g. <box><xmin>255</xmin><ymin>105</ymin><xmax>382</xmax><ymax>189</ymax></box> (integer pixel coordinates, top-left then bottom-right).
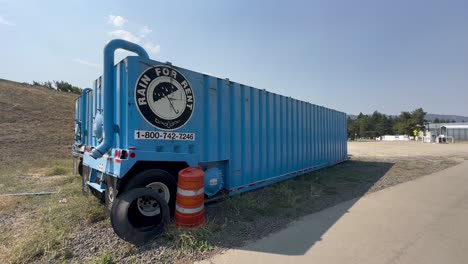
<box><xmin>377</xmin><ymin>135</ymin><xmax>410</xmax><ymax>141</ymax></box>
<box><xmin>423</xmin><ymin>122</ymin><xmax>468</xmax><ymax>143</ymax></box>
<box><xmin>441</xmin><ymin>125</ymin><xmax>468</xmax><ymax>141</ymax></box>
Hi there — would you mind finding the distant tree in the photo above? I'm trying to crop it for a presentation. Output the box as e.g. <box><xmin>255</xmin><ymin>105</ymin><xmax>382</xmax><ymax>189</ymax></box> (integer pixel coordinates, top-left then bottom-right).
<box><xmin>358</xmin><ymin>115</ymin><xmax>371</xmax><ymax>137</ymax></box>
<box><xmin>349</xmin><ymin>108</ymin><xmax>426</xmax><ymax>137</ymax></box>
<box><xmin>54</xmin><ymin>80</ymin><xmax>82</xmax><ymax>94</ymax></box>
<box><xmin>376</xmin><ymin>116</ymin><xmax>393</xmax><ymax>135</ymax></box>
<box><xmin>393</xmin><ymin>111</ymin><xmax>411</xmax><ymax>135</ymax></box>
<box><xmin>31</xmin><ymin>80</ymin><xmax>81</xmax><ymax>94</ymax></box>
<box><xmin>44</xmin><ymin>81</ymin><xmax>53</xmax><ymax>90</ymax></box>
<box><xmin>411</xmin><ymin>108</ymin><xmax>426</xmax><ymax>125</ymax></box>
<box><xmin>393</xmin><ymin>122</ymin><xmax>406</xmax><ymax>135</ymax></box>
<box><xmin>347</xmin><ymin>116</ymin><xmax>357</xmax><ymax>139</ymax></box>
<box><xmin>410</xmin><ymin>108</ymin><xmax>427</xmax><ymax>132</ymax></box>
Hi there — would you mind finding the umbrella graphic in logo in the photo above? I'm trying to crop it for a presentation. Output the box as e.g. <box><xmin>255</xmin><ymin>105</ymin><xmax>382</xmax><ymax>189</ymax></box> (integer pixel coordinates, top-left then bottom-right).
<box><xmin>153</xmin><ymin>83</ymin><xmax>180</xmax><ymax>114</ymax></box>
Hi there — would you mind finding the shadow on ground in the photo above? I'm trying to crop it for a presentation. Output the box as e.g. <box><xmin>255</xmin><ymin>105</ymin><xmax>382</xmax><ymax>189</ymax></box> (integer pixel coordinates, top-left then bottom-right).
<box><xmin>204</xmin><ymin>159</ymin><xmax>393</xmax><ymax>256</ymax></box>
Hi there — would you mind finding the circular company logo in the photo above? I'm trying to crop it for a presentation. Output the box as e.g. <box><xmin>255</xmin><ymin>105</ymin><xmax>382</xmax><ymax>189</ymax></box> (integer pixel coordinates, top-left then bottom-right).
<box><xmin>135</xmin><ymin>66</ymin><xmax>194</xmax><ymax>130</ymax></box>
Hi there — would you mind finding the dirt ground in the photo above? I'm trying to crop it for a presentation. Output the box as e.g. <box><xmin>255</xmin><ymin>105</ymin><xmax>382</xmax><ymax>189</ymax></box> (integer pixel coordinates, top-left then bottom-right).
<box><xmin>349</xmin><ymin>140</ymin><xmax>468</xmax><ymax>159</ymax></box>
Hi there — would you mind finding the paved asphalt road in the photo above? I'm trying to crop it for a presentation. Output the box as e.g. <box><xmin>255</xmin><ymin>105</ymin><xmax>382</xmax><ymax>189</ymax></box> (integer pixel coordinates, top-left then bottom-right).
<box><xmin>201</xmin><ymin>161</ymin><xmax>468</xmax><ymax>264</ymax></box>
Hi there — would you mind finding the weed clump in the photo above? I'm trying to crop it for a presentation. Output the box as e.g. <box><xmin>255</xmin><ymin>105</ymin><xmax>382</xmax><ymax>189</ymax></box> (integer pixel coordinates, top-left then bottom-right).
<box><xmin>92</xmin><ymin>250</ymin><xmax>115</xmax><ymax>264</ymax></box>
<box><xmin>164</xmin><ymin>225</ymin><xmax>215</xmax><ymax>253</ymax></box>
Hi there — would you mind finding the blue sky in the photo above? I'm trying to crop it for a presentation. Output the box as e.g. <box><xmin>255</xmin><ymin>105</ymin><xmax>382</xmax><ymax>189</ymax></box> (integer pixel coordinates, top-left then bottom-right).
<box><xmin>1</xmin><ymin>0</ymin><xmax>467</xmax><ymax>116</ymax></box>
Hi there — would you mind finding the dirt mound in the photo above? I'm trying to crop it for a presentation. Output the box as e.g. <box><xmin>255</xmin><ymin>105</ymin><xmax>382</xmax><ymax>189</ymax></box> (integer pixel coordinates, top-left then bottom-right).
<box><xmin>0</xmin><ymin>79</ymin><xmax>78</xmax><ymax>167</ymax></box>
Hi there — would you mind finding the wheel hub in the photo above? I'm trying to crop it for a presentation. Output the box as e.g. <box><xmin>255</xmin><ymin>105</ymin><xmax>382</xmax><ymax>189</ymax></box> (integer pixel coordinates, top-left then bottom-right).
<box><xmin>108</xmin><ymin>186</ymin><xmax>114</xmax><ymax>203</ymax></box>
<box><xmin>137</xmin><ymin>182</ymin><xmax>170</xmax><ymax>217</ymax></box>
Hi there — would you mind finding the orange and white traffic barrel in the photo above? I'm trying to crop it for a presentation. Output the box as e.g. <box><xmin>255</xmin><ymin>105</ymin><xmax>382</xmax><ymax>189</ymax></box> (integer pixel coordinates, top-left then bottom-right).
<box><xmin>175</xmin><ymin>166</ymin><xmax>206</xmax><ymax>228</ymax></box>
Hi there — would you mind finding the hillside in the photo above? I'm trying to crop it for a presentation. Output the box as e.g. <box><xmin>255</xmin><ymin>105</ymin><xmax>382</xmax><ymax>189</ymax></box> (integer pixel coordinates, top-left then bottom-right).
<box><xmin>425</xmin><ymin>114</ymin><xmax>468</xmax><ymax>123</ymax></box>
<box><xmin>348</xmin><ymin>113</ymin><xmax>468</xmax><ymax>122</ymax></box>
<box><xmin>0</xmin><ymin>79</ymin><xmax>78</xmax><ymax>166</ymax></box>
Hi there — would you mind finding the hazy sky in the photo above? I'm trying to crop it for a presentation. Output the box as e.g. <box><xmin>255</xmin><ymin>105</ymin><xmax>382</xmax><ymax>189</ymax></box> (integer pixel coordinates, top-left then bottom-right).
<box><xmin>1</xmin><ymin>0</ymin><xmax>467</xmax><ymax>116</ymax></box>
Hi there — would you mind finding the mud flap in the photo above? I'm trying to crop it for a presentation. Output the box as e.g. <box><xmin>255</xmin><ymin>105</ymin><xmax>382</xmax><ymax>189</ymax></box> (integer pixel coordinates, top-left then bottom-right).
<box><xmin>81</xmin><ymin>165</ymin><xmax>90</xmax><ymax>196</ymax></box>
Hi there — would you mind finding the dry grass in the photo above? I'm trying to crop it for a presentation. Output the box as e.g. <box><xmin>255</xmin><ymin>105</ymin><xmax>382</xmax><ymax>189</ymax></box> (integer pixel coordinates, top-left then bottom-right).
<box><xmin>0</xmin><ymin>79</ymin><xmax>77</xmax><ymax>168</ymax></box>
<box><xmin>45</xmin><ymin>161</ymin><xmax>73</xmax><ymax>176</ymax></box>
<box><xmin>0</xmin><ymin>197</ymin><xmax>21</xmax><ymax>214</ymax></box>
<box><xmin>0</xmin><ymin>81</ymin><xmax>106</xmax><ymax>263</ymax></box>
<box><xmin>2</xmin><ymin>164</ymin><xmax>105</xmax><ymax>264</ymax></box>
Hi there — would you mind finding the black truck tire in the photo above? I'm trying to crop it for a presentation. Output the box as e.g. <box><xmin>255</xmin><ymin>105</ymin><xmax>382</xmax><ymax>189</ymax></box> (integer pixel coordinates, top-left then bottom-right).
<box><xmin>110</xmin><ymin>187</ymin><xmax>170</xmax><ymax>245</ymax></box>
<box><xmin>122</xmin><ymin>169</ymin><xmax>177</xmax><ymax>215</ymax></box>
<box><xmin>78</xmin><ymin>159</ymin><xmax>83</xmax><ymax>177</ymax></box>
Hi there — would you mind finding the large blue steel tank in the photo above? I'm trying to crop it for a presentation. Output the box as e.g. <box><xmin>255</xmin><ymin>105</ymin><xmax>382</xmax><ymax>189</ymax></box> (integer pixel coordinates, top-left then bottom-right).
<box><xmin>83</xmin><ymin>39</ymin><xmax>348</xmax><ymax>197</ymax></box>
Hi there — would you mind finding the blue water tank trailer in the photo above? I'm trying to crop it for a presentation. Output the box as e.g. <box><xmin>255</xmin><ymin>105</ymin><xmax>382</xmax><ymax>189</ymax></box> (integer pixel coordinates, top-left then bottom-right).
<box><xmin>81</xmin><ymin>39</ymin><xmax>348</xmax><ymax>244</ymax></box>
<box><xmin>72</xmin><ymin>88</ymin><xmax>92</xmax><ymax>176</ymax></box>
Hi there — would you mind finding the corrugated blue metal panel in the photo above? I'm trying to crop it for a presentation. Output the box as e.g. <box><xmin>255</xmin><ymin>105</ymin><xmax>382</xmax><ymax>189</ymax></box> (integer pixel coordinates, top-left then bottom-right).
<box><xmin>194</xmin><ymin>73</ymin><xmax>348</xmax><ymax>191</ymax></box>
<box><xmin>84</xmin><ymin>90</ymin><xmax>93</xmax><ymax>146</ymax></box>
<box><xmin>74</xmin><ymin>96</ymin><xmax>82</xmax><ymax>144</ymax></box>
<box><xmin>82</xmin><ymin>91</ymin><xmax>93</xmax><ymax>145</ymax></box>
<box><xmin>75</xmin><ymin>90</ymin><xmax>94</xmax><ymax>147</ymax></box>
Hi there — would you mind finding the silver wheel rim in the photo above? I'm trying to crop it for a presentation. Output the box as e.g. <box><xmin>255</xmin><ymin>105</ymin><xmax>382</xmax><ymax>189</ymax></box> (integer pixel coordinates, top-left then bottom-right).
<box><xmin>137</xmin><ymin>182</ymin><xmax>170</xmax><ymax>217</ymax></box>
<box><xmin>108</xmin><ymin>186</ymin><xmax>114</xmax><ymax>203</ymax></box>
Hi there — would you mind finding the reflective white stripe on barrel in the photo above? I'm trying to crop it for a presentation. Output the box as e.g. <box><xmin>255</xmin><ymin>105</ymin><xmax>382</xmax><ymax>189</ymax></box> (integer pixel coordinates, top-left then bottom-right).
<box><xmin>177</xmin><ymin>187</ymin><xmax>204</xmax><ymax>196</ymax></box>
<box><xmin>176</xmin><ymin>204</ymin><xmax>204</xmax><ymax>214</ymax></box>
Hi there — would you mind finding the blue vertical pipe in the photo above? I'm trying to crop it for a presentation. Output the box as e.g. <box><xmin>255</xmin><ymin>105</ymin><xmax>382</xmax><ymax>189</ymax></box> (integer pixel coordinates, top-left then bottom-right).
<box><xmin>90</xmin><ymin>39</ymin><xmax>149</xmax><ymax>159</ymax></box>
